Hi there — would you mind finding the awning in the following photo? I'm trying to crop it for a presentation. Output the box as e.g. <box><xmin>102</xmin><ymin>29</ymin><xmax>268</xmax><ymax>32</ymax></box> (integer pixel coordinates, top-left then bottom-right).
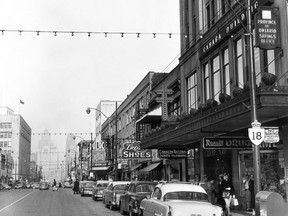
<box><xmin>136</xmin><ymin>107</ymin><xmax>162</xmax><ymax>124</ymax></box>
<box><xmin>130</xmin><ymin>163</ymin><xmax>143</xmax><ymax>172</ymax></box>
<box><xmin>139</xmin><ymin>162</ymin><xmax>161</xmax><ymax>172</ymax></box>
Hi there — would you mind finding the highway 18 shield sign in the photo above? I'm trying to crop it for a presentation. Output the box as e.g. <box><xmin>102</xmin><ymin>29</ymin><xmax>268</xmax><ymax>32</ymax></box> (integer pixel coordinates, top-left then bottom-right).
<box><xmin>248</xmin><ymin>121</ymin><xmax>265</xmax><ymax>145</ymax></box>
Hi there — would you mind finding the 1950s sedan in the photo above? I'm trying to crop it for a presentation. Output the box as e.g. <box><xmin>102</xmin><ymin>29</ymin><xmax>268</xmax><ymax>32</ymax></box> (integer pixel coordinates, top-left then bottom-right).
<box><xmin>119</xmin><ymin>181</ymin><xmax>157</xmax><ymax>216</ymax></box>
<box><xmin>139</xmin><ymin>182</ymin><xmax>224</xmax><ymax>216</ymax></box>
<box><xmin>103</xmin><ymin>181</ymin><xmax>130</xmax><ymax>210</ymax></box>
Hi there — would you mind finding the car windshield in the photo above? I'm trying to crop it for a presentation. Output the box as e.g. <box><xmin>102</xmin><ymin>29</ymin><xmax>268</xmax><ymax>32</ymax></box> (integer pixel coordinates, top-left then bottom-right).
<box><xmin>136</xmin><ymin>184</ymin><xmax>156</xmax><ymax>193</ymax></box>
<box><xmin>163</xmin><ymin>191</ymin><xmax>209</xmax><ymax>202</ymax></box>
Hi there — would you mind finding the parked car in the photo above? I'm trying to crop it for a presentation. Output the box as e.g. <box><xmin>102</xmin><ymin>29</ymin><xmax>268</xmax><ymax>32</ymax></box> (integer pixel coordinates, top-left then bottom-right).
<box><xmin>39</xmin><ymin>182</ymin><xmax>50</xmax><ymax>190</ymax></box>
<box><xmin>139</xmin><ymin>182</ymin><xmax>224</xmax><ymax>216</ymax></box>
<box><xmin>15</xmin><ymin>182</ymin><xmax>26</xmax><ymax>189</ymax></box>
<box><xmin>26</xmin><ymin>182</ymin><xmax>32</xmax><ymax>189</ymax></box>
<box><xmin>0</xmin><ymin>182</ymin><xmax>12</xmax><ymax>190</ymax></box>
<box><xmin>92</xmin><ymin>180</ymin><xmax>109</xmax><ymax>201</ymax></box>
<box><xmin>103</xmin><ymin>181</ymin><xmax>130</xmax><ymax>210</ymax></box>
<box><xmin>31</xmin><ymin>182</ymin><xmax>40</xmax><ymax>189</ymax></box>
<box><xmin>79</xmin><ymin>180</ymin><xmax>96</xmax><ymax>196</ymax></box>
<box><xmin>119</xmin><ymin>181</ymin><xmax>157</xmax><ymax>216</ymax></box>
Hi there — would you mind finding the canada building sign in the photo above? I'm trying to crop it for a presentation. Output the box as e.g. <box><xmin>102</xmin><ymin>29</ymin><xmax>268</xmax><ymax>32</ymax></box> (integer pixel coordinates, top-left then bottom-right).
<box><xmin>255</xmin><ymin>7</ymin><xmax>280</xmax><ymax>49</ymax></box>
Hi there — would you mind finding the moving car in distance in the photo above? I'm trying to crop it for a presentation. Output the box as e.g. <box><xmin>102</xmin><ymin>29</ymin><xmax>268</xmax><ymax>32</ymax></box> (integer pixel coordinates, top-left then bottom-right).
<box><xmin>119</xmin><ymin>181</ymin><xmax>157</xmax><ymax>216</ymax></box>
<box><xmin>139</xmin><ymin>182</ymin><xmax>224</xmax><ymax>216</ymax></box>
<box><xmin>79</xmin><ymin>180</ymin><xmax>96</xmax><ymax>197</ymax></box>
<box><xmin>92</xmin><ymin>180</ymin><xmax>109</xmax><ymax>201</ymax></box>
<box><xmin>39</xmin><ymin>182</ymin><xmax>50</xmax><ymax>190</ymax></box>
<box><xmin>103</xmin><ymin>181</ymin><xmax>130</xmax><ymax>210</ymax></box>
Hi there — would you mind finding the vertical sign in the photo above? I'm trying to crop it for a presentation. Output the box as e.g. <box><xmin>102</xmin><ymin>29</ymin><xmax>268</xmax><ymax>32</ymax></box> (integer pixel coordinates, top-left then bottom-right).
<box><xmin>255</xmin><ymin>7</ymin><xmax>280</xmax><ymax>49</ymax></box>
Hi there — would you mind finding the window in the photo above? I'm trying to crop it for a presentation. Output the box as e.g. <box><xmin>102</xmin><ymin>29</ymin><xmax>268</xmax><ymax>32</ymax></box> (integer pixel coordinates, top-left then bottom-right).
<box><xmin>223</xmin><ymin>48</ymin><xmax>230</xmax><ymax>94</ymax></box>
<box><xmin>212</xmin><ymin>55</ymin><xmax>221</xmax><ymax>102</ymax></box>
<box><xmin>187</xmin><ymin>73</ymin><xmax>198</xmax><ymax>109</ymax></box>
<box><xmin>168</xmin><ymin>98</ymin><xmax>181</xmax><ymax>116</ymax></box>
<box><xmin>235</xmin><ymin>38</ymin><xmax>244</xmax><ymax>87</ymax></box>
<box><xmin>203</xmin><ymin>63</ymin><xmax>210</xmax><ymax>101</ymax></box>
<box><xmin>206</xmin><ymin>4</ymin><xmax>211</xmax><ymax>29</ymax></box>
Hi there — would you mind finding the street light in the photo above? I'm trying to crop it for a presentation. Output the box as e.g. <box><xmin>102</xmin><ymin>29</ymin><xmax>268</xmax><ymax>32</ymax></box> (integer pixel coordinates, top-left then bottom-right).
<box><xmin>86</xmin><ymin>104</ymin><xmax>119</xmax><ymax>181</ymax></box>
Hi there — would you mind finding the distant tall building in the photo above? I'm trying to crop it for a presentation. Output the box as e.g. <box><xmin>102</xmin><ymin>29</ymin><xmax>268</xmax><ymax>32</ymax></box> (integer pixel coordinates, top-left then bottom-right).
<box><xmin>37</xmin><ymin>129</ymin><xmax>61</xmax><ymax>182</ymax></box>
<box><xmin>64</xmin><ymin>134</ymin><xmax>78</xmax><ymax>181</ymax></box>
<box><xmin>0</xmin><ymin>106</ymin><xmax>31</xmax><ymax>182</ymax></box>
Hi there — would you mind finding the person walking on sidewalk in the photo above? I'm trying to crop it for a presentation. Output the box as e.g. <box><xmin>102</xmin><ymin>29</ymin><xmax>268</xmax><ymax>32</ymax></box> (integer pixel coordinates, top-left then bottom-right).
<box><xmin>244</xmin><ymin>174</ymin><xmax>253</xmax><ymax>211</ymax></box>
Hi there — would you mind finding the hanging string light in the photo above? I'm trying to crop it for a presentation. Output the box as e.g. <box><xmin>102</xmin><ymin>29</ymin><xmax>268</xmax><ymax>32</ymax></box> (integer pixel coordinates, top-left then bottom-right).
<box><xmin>0</xmin><ymin>28</ymin><xmax>182</xmax><ymax>38</ymax></box>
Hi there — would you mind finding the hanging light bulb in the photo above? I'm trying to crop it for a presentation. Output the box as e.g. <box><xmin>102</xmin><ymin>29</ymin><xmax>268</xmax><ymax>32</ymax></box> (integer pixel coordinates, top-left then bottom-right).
<box><xmin>104</xmin><ymin>32</ymin><xmax>107</xmax><ymax>37</ymax></box>
<box><xmin>169</xmin><ymin>33</ymin><xmax>172</xmax><ymax>38</ymax></box>
<box><xmin>54</xmin><ymin>31</ymin><xmax>57</xmax><ymax>36</ymax></box>
<box><xmin>153</xmin><ymin>33</ymin><xmax>156</xmax><ymax>38</ymax></box>
<box><xmin>71</xmin><ymin>32</ymin><xmax>74</xmax><ymax>36</ymax></box>
<box><xmin>36</xmin><ymin>31</ymin><xmax>40</xmax><ymax>36</ymax></box>
<box><xmin>1</xmin><ymin>30</ymin><xmax>4</xmax><ymax>35</ymax></box>
<box><xmin>137</xmin><ymin>33</ymin><xmax>140</xmax><ymax>38</ymax></box>
<box><xmin>121</xmin><ymin>32</ymin><xmax>124</xmax><ymax>37</ymax></box>
<box><xmin>19</xmin><ymin>30</ymin><xmax>22</xmax><ymax>36</ymax></box>
<box><xmin>88</xmin><ymin>32</ymin><xmax>91</xmax><ymax>37</ymax></box>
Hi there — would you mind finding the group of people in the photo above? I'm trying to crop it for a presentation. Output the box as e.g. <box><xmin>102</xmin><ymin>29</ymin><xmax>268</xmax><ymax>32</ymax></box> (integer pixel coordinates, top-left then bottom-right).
<box><xmin>202</xmin><ymin>173</ymin><xmax>235</xmax><ymax>215</ymax></box>
<box><xmin>202</xmin><ymin>173</ymin><xmax>255</xmax><ymax>215</ymax></box>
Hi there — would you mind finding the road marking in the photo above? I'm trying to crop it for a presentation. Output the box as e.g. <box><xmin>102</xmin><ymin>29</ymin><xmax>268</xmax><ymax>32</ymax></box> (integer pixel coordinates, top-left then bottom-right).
<box><xmin>0</xmin><ymin>190</ymin><xmax>37</xmax><ymax>213</ymax></box>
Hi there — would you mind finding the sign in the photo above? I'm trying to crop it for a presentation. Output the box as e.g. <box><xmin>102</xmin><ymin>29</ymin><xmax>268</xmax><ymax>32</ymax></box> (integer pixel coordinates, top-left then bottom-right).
<box><xmin>121</xmin><ymin>142</ymin><xmax>152</xmax><ymax>159</ymax></box>
<box><xmin>158</xmin><ymin>149</ymin><xmax>187</xmax><ymax>159</ymax></box>
<box><xmin>264</xmin><ymin>127</ymin><xmax>279</xmax><ymax>143</ymax></box>
<box><xmin>203</xmin><ymin>137</ymin><xmax>252</xmax><ymax>149</ymax></box>
<box><xmin>255</xmin><ymin>7</ymin><xmax>280</xmax><ymax>49</ymax></box>
<box><xmin>248</xmin><ymin>120</ymin><xmax>265</xmax><ymax>145</ymax></box>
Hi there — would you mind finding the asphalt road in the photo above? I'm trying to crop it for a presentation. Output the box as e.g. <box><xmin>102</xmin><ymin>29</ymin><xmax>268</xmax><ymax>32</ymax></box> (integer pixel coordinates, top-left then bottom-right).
<box><xmin>0</xmin><ymin>188</ymin><xmax>122</xmax><ymax>216</ymax></box>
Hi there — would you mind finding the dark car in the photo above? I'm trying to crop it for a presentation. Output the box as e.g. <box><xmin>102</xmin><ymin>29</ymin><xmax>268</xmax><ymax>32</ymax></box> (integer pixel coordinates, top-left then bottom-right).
<box><xmin>103</xmin><ymin>181</ymin><xmax>130</xmax><ymax>210</ymax></box>
<box><xmin>119</xmin><ymin>181</ymin><xmax>157</xmax><ymax>216</ymax></box>
<box><xmin>39</xmin><ymin>182</ymin><xmax>50</xmax><ymax>190</ymax></box>
<box><xmin>15</xmin><ymin>181</ymin><xmax>26</xmax><ymax>189</ymax></box>
<box><xmin>79</xmin><ymin>180</ymin><xmax>96</xmax><ymax>196</ymax></box>
<box><xmin>92</xmin><ymin>180</ymin><xmax>109</xmax><ymax>201</ymax></box>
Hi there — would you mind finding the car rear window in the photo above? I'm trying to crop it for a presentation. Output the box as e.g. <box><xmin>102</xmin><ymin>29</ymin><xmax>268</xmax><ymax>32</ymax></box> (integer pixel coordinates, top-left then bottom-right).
<box><xmin>164</xmin><ymin>191</ymin><xmax>208</xmax><ymax>202</ymax></box>
<box><xmin>136</xmin><ymin>184</ymin><xmax>156</xmax><ymax>193</ymax></box>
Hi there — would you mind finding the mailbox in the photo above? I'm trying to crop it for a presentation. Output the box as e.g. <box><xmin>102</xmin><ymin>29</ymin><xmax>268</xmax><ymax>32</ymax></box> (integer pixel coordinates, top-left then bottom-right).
<box><xmin>255</xmin><ymin>191</ymin><xmax>285</xmax><ymax>216</ymax></box>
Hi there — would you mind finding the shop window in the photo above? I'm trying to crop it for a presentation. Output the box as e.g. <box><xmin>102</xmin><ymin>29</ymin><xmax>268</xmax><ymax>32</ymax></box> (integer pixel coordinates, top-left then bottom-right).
<box><xmin>187</xmin><ymin>73</ymin><xmax>198</xmax><ymax>109</ymax></box>
<box><xmin>239</xmin><ymin>151</ymin><xmax>285</xmax><ymax>197</ymax></box>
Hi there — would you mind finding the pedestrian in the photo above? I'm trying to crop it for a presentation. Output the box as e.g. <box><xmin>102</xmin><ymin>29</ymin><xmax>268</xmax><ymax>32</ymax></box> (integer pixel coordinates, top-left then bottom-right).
<box><xmin>73</xmin><ymin>179</ymin><xmax>79</xmax><ymax>194</ymax></box>
<box><xmin>220</xmin><ymin>173</ymin><xmax>234</xmax><ymax>216</ymax></box>
<box><xmin>202</xmin><ymin>175</ymin><xmax>216</xmax><ymax>204</ymax></box>
<box><xmin>243</xmin><ymin>174</ymin><xmax>252</xmax><ymax>211</ymax></box>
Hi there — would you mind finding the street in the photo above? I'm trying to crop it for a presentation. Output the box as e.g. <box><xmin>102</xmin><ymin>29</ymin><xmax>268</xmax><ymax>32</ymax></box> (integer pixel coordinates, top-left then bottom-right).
<box><xmin>0</xmin><ymin>188</ymin><xmax>122</xmax><ymax>216</ymax></box>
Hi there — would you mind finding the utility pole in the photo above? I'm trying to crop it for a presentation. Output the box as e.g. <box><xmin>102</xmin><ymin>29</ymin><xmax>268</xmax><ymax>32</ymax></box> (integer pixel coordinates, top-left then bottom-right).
<box><xmin>114</xmin><ymin>102</ymin><xmax>118</xmax><ymax>181</ymax></box>
<box><xmin>90</xmin><ymin>132</ymin><xmax>93</xmax><ymax>179</ymax></box>
<box><xmin>247</xmin><ymin>1</ymin><xmax>261</xmax><ymax>215</ymax></box>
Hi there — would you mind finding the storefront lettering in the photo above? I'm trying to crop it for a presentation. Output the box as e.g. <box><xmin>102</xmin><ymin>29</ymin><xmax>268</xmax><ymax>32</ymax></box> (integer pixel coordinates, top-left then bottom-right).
<box><xmin>122</xmin><ymin>150</ymin><xmax>152</xmax><ymax>158</ymax></box>
<box><xmin>206</xmin><ymin>149</ymin><xmax>228</xmax><ymax>157</ymax></box>
<box><xmin>203</xmin><ymin>137</ymin><xmax>251</xmax><ymax>149</ymax></box>
<box><xmin>202</xmin><ymin>34</ymin><xmax>222</xmax><ymax>53</ymax></box>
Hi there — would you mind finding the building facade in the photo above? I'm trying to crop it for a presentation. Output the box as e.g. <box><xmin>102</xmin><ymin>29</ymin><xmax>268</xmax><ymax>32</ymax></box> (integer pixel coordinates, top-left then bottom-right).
<box><xmin>137</xmin><ymin>0</ymin><xmax>288</xmax><ymax>210</ymax></box>
<box><xmin>0</xmin><ymin>106</ymin><xmax>31</xmax><ymax>182</ymax></box>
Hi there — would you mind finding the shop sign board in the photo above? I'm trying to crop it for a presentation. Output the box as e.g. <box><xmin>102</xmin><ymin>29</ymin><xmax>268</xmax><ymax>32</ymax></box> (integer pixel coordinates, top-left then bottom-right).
<box><xmin>264</xmin><ymin>127</ymin><xmax>279</xmax><ymax>143</ymax></box>
<box><xmin>158</xmin><ymin>149</ymin><xmax>188</xmax><ymax>159</ymax></box>
<box><xmin>203</xmin><ymin>137</ymin><xmax>252</xmax><ymax>149</ymax></box>
<box><xmin>255</xmin><ymin>7</ymin><xmax>280</xmax><ymax>49</ymax></box>
<box><xmin>121</xmin><ymin>141</ymin><xmax>152</xmax><ymax>159</ymax></box>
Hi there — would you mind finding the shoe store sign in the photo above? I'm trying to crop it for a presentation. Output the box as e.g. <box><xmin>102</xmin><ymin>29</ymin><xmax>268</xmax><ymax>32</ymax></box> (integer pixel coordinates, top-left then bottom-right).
<box><xmin>122</xmin><ymin>141</ymin><xmax>152</xmax><ymax>158</ymax></box>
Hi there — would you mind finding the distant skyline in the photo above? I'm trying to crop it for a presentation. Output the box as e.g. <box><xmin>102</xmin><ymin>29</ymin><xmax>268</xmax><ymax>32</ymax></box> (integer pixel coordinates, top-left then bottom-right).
<box><xmin>0</xmin><ymin>0</ymin><xmax>180</xmax><ymax>155</ymax></box>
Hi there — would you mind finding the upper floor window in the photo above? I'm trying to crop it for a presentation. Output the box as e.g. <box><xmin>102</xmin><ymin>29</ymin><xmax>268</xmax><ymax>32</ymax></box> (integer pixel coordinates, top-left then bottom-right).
<box><xmin>212</xmin><ymin>55</ymin><xmax>221</xmax><ymax>102</ymax></box>
<box><xmin>235</xmin><ymin>38</ymin><xmax>244</xmax><ymax>87</ymax></box>
<box><xmin>223</xmin><ymin>48</ymin><xmax>230</xmax><ymax>94</ymax></box>
<box><xmin>187</xmin><ymin>73</ymin><xmax>198</xmax><ymax>109</ymax></box>
<box><xmin>0</xmin><ymin>123</ymin><xmax>12</xmax><ymax>129</ymax></box>
<box><xmin>203</xmin><ymin>63</ymin><xmax>210</xmax><ymax>101</ymax></box>
<box><xmin>168</xmin><ymin>98</ymin><xmax>181</xmax><ymax>116</ymax></box>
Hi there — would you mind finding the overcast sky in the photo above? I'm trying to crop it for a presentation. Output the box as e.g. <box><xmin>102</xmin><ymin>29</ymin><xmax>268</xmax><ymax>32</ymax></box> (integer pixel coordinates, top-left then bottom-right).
<box><xmin>0</xmin><ymin>0</ymin><xmax>180</xmax><ymax>154</ymax></box>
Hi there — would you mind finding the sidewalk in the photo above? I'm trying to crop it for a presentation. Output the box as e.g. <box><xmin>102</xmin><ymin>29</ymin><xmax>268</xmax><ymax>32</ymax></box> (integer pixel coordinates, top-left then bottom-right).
<box><xmin>231</xmin><ymin>209</ymin><xmax>254</xmax><ymax>216</ymax></box>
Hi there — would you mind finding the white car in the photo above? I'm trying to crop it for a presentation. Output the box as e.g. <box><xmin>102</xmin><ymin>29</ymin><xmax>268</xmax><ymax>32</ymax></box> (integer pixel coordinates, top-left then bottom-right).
<box><xmin>139</xmin><ymin>182</ymin><xmax>224</xmax><ymax>216</ymax></box>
